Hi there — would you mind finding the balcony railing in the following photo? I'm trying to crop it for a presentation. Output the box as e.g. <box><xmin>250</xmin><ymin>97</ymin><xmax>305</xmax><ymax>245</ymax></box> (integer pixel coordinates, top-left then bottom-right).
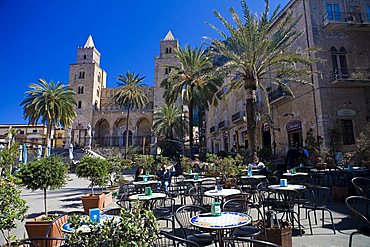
<box><xmin>332</xmin><ymin>69</ymin><xmax>370</xmax><ymax>81</ymax></box>
<box><xmin>210</xmin><ymin>126</ymin><xmax>216</xmax><ymax>133</ymax></box>
<box><xmin>218</xmin><ymin>120</ymin><xmax>228</xmax><ymax>130</ymax></box>
<box><xmin>323</xmin><ymin>12</ymin><xmax>370</xmax><ymax>26</ymax></box>
<box><xmin>268</xmin><ymin>86</ymin><xmax>292</xmax><ymax>103</ymax></box>
<box><xmin>232</xmin><ymin>111</ymin><xmax>245</xmax><ymax>123</ymax></box>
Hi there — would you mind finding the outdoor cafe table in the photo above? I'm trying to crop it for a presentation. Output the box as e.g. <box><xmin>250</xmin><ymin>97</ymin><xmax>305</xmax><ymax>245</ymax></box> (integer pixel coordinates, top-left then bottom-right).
<box><xmin>61</xmin><ymin>215</ymin><xmax>121</xmax><ymax>233</ymax></box>
<box><xmin>132</xmin><ymin>180</ymin><xmax>158</xmax><ymax>186</ymax></box>
<box><xmin>138</xmin><ymin>174</ymin><xmax>156</xmax><ymax>178</ymax></box>
<box><xmin>183</xmin><ymin>177</ymin><xmax>208</xmax><ymax>183</ymax></box>
<box><xmin>268</xmin><ymin>184</ymin><xmax>306</xmax><ymax>191</ymax></box>
<box><xmin>190</xmin><ymin>212</ymin><xmax>251</xmax><ymax>247</ymax></box>
<box><xmin>283</xmin><ymin>172</ymin><xmax>308</xmax><ymax>177</ymax></box>
<box><xmin>204</xmin><ymin>189</ymin><xmax>241</xmax><ymax>198</ymax></box>
<box><xmin>128</xmin><ymin>192</ymin><xmax>166</xmax><ymax>201</ymax></box>
<box><xmin>240</xmin><ymin>175</ymin><xmax>266</xmax><ymax>179</ymax></box>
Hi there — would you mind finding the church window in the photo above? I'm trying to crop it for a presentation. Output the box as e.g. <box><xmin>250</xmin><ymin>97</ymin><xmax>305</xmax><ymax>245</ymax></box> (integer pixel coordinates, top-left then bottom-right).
<box><xmin>83</xmin><ymin>55</ymin><xmax>87</xmax><ymax>59</ymax></box>
<box><xmin>165</xmin><ymin>47</ymin><xmax>172</xmax><ymax>54</ymax></box>
<box><xmin>165</xmin><ymin>68</ymin><xmax>168</xmax><ymax>74</ymax></box>
<box><xmin>78</xmin><ymin>101</ymin><xmax>82</xmax><ymax>109</ymax></box>
<box><xmin>77</xmin><ymin>86</ymin><xmax>84</xmax><ymax>94</ymax></box>
<box><xmin>94</xmin><ymin>101</ymin><xmax>98</xmax><ymax>110</ymax></box>
<box><xmin>79</xmin><ymin>71</ymin><xmax>85</xmax><ymax>79</ymax></box>
<box><xmin>98</xmin><ymin>72</ymin><xmax>101</xmax><ymax>82</ymax></box>
<box><xmin>97</xmin><ymin>87</ymin><xmax>100</xmax><ymax>97</ymax></box>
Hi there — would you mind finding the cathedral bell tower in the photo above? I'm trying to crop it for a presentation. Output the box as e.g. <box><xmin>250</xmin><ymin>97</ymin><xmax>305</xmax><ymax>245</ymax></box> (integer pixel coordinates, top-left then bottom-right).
<box><xmin>67</xmin><ymin>35</ymin><xmax>107</xmax><ymax>148</ymax></box>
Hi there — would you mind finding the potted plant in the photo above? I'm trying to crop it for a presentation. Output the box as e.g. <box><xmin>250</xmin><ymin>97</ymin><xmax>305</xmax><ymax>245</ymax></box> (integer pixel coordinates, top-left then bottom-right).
<box><xmin>66</xmin><ymin>202</ymin><xmax>159</xmax><ymax>246</ymax></box>
<box><xmin>0</xmin><ymin>176</ymin><xmax>28</xmax><ymax>246</ymax></box>
<box><xmin>133</xmin><ymin>154</ymin><xmax>156</xmax><ymax>174</ymax></box>
<box><xmin>17</xmin><ymin>156</ymin><xmax>68</xmax><ymax>241</ymax></box>
<box><xmin>76</xmin><ymin>155</ymin><xmax>109</xmax><ymax>212</ymax></box>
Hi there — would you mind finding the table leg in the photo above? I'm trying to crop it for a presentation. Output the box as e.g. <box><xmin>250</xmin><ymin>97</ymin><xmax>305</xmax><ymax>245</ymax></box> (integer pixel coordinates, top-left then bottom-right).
<box><xmin>217</xmin><ymin>230</ymin><xmax>224</xmax><ymax>247</ymax></box>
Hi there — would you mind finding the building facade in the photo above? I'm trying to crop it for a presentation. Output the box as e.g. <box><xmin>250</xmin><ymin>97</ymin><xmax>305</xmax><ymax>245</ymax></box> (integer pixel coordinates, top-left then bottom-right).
<box><xmin>206</xmin><ymin>0</ymin><xmax>370</xmax><ymax>157</ymax></box>
<box><xmin>69</xmin><ymin>32</ymin><xmax>180</xmax><ymax>151</ymax></box>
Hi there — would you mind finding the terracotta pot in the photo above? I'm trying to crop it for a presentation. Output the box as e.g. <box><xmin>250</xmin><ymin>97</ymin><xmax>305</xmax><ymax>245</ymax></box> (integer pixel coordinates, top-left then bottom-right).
<box><xmin>103</xmin><ymin>191</ymin><xmax>113</xmax><ymax>207</ymax></box>
<box><xmin>81</xmin><ymin>193</ymin><xmax>105</xmax><ymax>213</ymax></box>
<box><xmin>25</xmin><ymin>214</ymin><xmax>67</xmax><ymax>247</ymax></box>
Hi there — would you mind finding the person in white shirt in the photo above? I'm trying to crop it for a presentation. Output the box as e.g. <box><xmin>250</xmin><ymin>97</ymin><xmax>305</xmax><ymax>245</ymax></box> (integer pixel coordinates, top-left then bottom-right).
<box><xmin>248</xmin><ymin>157</ymin><xmax>265</xmax><ymax>169</ymax></box>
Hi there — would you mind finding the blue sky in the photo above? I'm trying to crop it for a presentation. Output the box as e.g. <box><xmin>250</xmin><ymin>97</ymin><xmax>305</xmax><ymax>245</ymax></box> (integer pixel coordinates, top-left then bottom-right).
<box><xmin>0</xmin><ymin>0</ymin><xmax>288</xmax><ymax>124</ymax></box>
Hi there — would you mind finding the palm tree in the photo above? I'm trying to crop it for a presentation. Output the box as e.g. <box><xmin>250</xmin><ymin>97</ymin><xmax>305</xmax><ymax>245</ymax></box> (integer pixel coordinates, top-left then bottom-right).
<box><xmin>115</xmin><ymin>72</ymin><xmax>148</xmax><ymax>158</ymax></box>
<box><xmin>208</xmin><ymin>0</ymin><xmax>318</xmax><ymax>155</ymax></box>
<box><xmin>20</xmin><ymin>79</ymin><xmax>76</xmax><ymax>155</ymax></box>
<box><xmin>153</xmin><ymin>103</ymin><xmax>188</xmax><ymax>140</ymax></box>
<box><xmin>161</xmin><ymin>46</ymin><xmax>222</xmax><ymax>155</ymax></box>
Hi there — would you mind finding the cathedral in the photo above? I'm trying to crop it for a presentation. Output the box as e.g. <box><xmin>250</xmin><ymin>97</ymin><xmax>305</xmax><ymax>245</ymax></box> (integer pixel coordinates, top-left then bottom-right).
<box><xmin>68</xmin><ymin>31</ymin><xmax>179</xmax><ymax>151</ymax></box>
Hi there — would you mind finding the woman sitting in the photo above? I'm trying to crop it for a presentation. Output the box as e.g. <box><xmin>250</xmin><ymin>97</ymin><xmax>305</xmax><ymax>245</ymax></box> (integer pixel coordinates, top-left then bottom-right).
<box><xmin>156</xmin><ymin>164</ymin><xmax>175</xmax><ymax>192</ymax></box>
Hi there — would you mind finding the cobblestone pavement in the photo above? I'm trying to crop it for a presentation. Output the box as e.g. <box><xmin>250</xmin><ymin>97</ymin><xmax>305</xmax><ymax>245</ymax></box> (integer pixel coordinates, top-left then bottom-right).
<box><xmin>3</xmin><ymin>174</ymin><xmax>369</xmax><ymax>247</ymax></box>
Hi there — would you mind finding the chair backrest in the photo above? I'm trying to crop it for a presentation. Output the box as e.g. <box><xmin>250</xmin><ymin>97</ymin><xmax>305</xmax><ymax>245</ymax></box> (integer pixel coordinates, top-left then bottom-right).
<box><xmin>224</xmin><ymin>237</ymin><xmax>281</xmax><ymax>247</ymax></box>
<box><xmin>117</xmin><ymin>198</ymin><xmax>131</xmax><ymax>210</ymax></box>
<box><xmin>345</xmin><ymin>196</ymin><xmax>370</xmax><ymax>235</ymax></box>
<box><xmin>157</xmin><ymin>231</ymin><xmax>200</xmax><ymax>247</ymax></box>
<box><xmin>308</xmin><ymin>186</ymin><xmax>331</xmax><ymax>206</ymax></box>
<box><xmin>175</xmin><ymin>205</ymin><xmax>207</xmax><ymax>230</ymax></box>
<box><xmin>352</xmin><ymin>177</ymin><xmax>370</xmax><ymax>198</ymax></box>
<box><xmin>223</xmin><ymin>193</ymin><xmax>252</xmax><ymax>203</ymax></box>
<box><xmin>103</xmin><ymin>207</ymin><xmax>121</xmax><ymax>216</ymax></box>
<box><xmin>46</xmin><ymin>211</ymin><xmax>87</xmax><ymax>238</ymax></box>
<box><xmin>223</xmin><ymin>199</ymin><xmax>249</xmax><ymax>213</ymax></box>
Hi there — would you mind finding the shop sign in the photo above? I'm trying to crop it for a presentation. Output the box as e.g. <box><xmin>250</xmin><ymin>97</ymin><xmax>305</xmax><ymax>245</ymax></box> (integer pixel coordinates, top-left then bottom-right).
<box><xmin>337</xmin><ymin>108</ymin><xmax>356</xmax><ymax>117</ymax></box>
<box><xmin>286</xmin><ymin>120</ymin><xmax>302</xmax><ymax>131</ymax></box>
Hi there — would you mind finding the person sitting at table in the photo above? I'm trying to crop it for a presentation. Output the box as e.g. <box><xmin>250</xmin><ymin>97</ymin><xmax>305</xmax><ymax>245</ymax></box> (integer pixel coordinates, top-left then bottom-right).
<box><xmin>134</xmin><ymin>166</ymin><xmax>145</xmax><ymax>182</ymax></box>
<box><xmin>248</xmin><ymin>156</ymin><xmax>265</xmax><ymax>169</ymax></box>
<box><xmin>193</xmin><ymin>155</ymin><xmax>205</xmax><ymax>173</ymax></box>
<box><xmin>156</xmin><ymin>164</ymin><xmax>175</xmax><ymax>192</ymax></box>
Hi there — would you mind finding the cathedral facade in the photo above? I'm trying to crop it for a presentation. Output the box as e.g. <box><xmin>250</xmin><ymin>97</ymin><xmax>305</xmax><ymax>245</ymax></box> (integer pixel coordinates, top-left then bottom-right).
<box><xmin>68</xmin><ymin>32</ymin><xmax>179</xmax><ymax>151</ymax></box>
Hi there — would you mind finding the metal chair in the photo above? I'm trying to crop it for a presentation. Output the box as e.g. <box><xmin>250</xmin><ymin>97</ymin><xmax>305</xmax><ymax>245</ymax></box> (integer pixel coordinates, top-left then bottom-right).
<box><xmin>223</xmin><ymin>199</ymin><xmax>264</xmax><ymax>238</ymax></box>
<box><xmin>224</xmin><ymin>236</ymin><xmax>281</xmax><ymax>247</ymax></box>
<box><xmin>352</xmin><ymin>177</ymin><xmax>370</xmax><ymax>198</ymax></box>
<box><xmin>116</xmin><ymin>198</ymin><xmax>131</xmax><ymax>210</ymax></box>
<box><xmin>345</xmin><ymin>196</ymin><xmax>370</xmax><ymax>247</ymax></box>
<box><xmin>156</xmin><ymin>230</ymin><xmax>200</xmax><ymax>247</ymax></box>
<box><xmin>175</xmin><ymin>205</ymin><xmax>216</xmax><ymax>246</ymax></box>
<box><xmin>300</xmin><ymin>186</ymin><xmax>336</xmax><ymax>235</ymax></box>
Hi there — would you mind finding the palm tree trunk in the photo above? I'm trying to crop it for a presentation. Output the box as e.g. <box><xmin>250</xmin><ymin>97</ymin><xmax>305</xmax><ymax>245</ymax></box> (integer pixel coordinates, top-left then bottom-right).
<box><xmin>245</xmin><ymin>88</ymin><xmax>257</xmax><ymax>157</ymax></box>
<box><xmin>44</xmin><ymin>124</ymin><xmax>52</xmax><ymax>157</ymax></box>
<box><xmin>125</xmin><ymin>103</ymin><xmax>131</xmax><ymax>159</ymax></box>
<box><xmin>189</xmin><ymin>85</ymin><xmax>194</xmax><ymax>157</ymax></box>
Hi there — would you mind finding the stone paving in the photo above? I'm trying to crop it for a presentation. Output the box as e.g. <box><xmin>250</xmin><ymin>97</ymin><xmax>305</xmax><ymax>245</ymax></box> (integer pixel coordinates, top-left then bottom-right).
<box><xmin>3</xmin><ymin>174</ymin><xmax>369</xmax><ymax>247</ymax></box>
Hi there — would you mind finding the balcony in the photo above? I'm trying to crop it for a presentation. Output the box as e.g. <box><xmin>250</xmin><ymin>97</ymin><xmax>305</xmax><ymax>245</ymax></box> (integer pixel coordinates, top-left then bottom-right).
<box><xmin>218</xmin><ymin>120</ymin><xmax>228</xmax><ymax>130</ymax></box>
<box><xmin>232</xmin><ymin>111</ymin><xmax>245</xmax><ymax>123</ymax></box>
<box><xmin>210</xmin><ymin>126</ymin><xmax>216</xmax><ymax>133</ymax></box>
<box><xmin>268</xmin><ymin>86</ymin><xmax>292</xmax><ymax>105</ymax></box>
<box><xmin>323</xmin><ymin>11</ymin><xmax>370</xmax><ymax>31</ymax></box>
<box><xmin>331</xmin><ymin>69</ymin><xmax>370</xmax><ymax>87</ymax></box>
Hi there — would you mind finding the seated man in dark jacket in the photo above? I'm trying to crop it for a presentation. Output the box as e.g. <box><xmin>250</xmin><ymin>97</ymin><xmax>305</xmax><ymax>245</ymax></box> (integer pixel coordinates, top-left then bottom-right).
<box><xmin>156</xmin><ymin>164</ymin><xmax>175</xmax><ymax>192</ymax></box>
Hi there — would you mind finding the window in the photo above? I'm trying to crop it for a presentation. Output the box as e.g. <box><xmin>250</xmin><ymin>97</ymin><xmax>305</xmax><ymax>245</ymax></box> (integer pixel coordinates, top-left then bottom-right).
<box><xmin>78</xmin><ymin>101</ymin><xmax>82</xmax><ymax>109</ymax></box>
<box><xmin>33</xmin><ymin>129</ymin><xmax>37</xmax><ymax>133</ymax></box>
<box><xmin>20</xmin><ymin>130</ymin><xmax>25</xmax><ymax>135</ymax></box>
<box><xmin>341</xmin><ymin>119</ymin><xmax>355</xmax><ymax>145</ymax></box>
<box><xmin>77</xmin><ymin>86</ymin><xmax>84</xmax><ymax>94</ymax></box>
<box><xmin>368</xmin><ymin>5</ymin><xmax>370</xmax><ymax>21</ymax></box>
<box><xmin>97</xmin><ymin>87</ymin><xmax>100</xmax><ymax>97</ymax></box>
<box><xmin>79</xmin><ymin>71</ymin><xmax>85</xmax><ymax>79</ymax></box>
<box><xmin>326</xmin><ymin>3</ymin><xmax>340</xmax><ymax>20</ymax></box>
<box><xmin>83</xmin><ymin>55</ymin><xmax>87</xmax><ymax>59</ymax></box>
<box><xmin>98</xmin><ymin>72</ymin><xmax>101</xmax><ymax>82</ymax></box>
<box><xmin>165</xmin><ymin>68</ymin><xmax>169</xmax><ymax>74</ymax></box>
<box><xmin>331</xmin><ymin>47</ymin><xmax>348</xmax><ymax>79</ymax></box>
<box><xmin>165</xmin><ymin>47</ymin><xmax>172</xmax><ymax>54</ymax></box>
<box><xmin>94</xmin><ymin>101</ymin><xmax>98</xmax><ymax>110</ymax></box>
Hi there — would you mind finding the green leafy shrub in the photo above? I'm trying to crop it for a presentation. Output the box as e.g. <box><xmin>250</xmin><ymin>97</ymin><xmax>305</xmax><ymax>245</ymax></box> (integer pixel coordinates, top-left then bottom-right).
<box><xmin>106</xmin><ymin>156</ymin><xmax>132</xmax><ymax>185</ymax></box>
<box><xmin>76</xmin><ymin>155</ymin><xmax>109</xmax><ymax>195</ymax></box>
<box><xmin>17</xmin><ymin>156</ymin><xmax>68</xmax><ymax>216</ymax></box>
<box><xmin>132</xmin><ymin>154</ymin><xmax>156</xmax><ymax>173</ymax></box>
<box><xmin>67</xmin><ymin>202</ymin><xmax>159</xmax><ymax>247</ymax></box>
<box><xmin>0</xmin><ymin>177</ymin><xmax>28</xmax><ymax>244</ymax></box>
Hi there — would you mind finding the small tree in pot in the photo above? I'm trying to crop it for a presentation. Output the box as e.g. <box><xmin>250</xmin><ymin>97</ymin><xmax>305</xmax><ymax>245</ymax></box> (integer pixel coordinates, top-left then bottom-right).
<box><xmin>17</xmin><ymin>156</ymin><xmax>68</xmax><ymax>241</ymax></box>
<box><xmin>76</xmin><ymin>155</ymin><xmax>109</xmax><ymax>212</ymax></box>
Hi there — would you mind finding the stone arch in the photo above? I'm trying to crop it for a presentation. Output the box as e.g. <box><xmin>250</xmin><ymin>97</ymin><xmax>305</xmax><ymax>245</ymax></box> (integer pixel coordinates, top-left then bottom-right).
<box><xmin>113</xmin><ymin>118</ymin><xmax>128</xmax><ymax>146</ymax></box>
<box><xmin>136</xmin><ymin>118</ymin><xmax>151</xmax><ymax>146</ymax></box>
<box><xmin>94</xmin><ymin>119</ymin><xmax>110</xmax><ymax>146</ymax></box>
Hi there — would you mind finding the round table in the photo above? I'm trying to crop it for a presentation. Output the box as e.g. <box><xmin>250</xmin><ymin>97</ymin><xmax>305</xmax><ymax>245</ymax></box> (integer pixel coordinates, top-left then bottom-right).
<box><xmin>61</xmin><ymin>215</ymin><xmax>121</xmax><ymax>233</ymax></box>
<box><xmin>268</xmin><ymin>184</ymin><xmax>306</xmax><ymax>191</ymax></box>
<box><xmin>128</xmin><ymin>192</ymin><xmax>166</xmax><ymax>201</ymax></box>
<box><xmin>183</xmin><ymin>177</ymin><xmax>208</xmax><ymax>183</ymax></box>
<box><xmin>138</xmin><ymin>175</ymin><xmax>156</xmax><ymax>178</ymax></box>
<box><xmin>283</xmin><ymin>172</ymin><xmax>308</xmax><ymax>177</ymax></box>
<box><xmin>204</xmin><ymin>189</ymin><xmax>241</xmax><ymax>197</ymax></box>
<box><xmin>132</xmin><ymin>180</ymin><xmax>158</xmax><ymax>185</ymax></box>
<box><xmin>190</xmin><ymin>212</ymin><xmax>251</xmax><ymax>247</ymax></box>
<box><xmin>240</xmin><ymin>175</ymin><xmax>266</xmax><ymax>179</ymax></box>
